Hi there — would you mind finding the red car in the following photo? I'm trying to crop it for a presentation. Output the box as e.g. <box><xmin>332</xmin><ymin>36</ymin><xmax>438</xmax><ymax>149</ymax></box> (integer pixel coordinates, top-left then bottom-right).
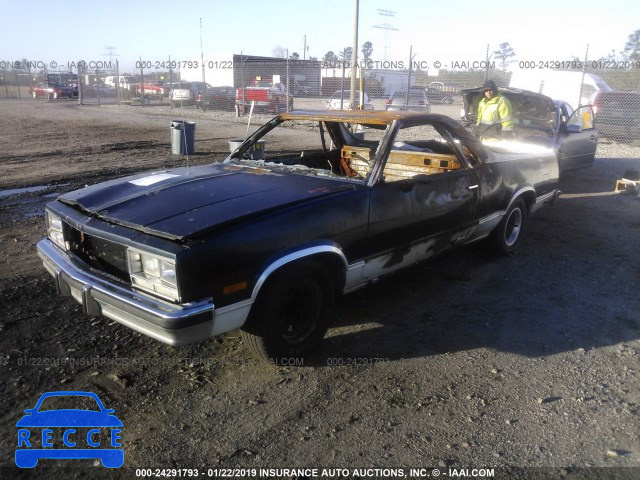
<box><xmin>135</xmin><ymin>83</ymin><xmax>164</xmax><ymax>96</ymax></box>
<box><xmin>29</xmin><ymin>82</ymin><xmax>76</xmax><ymax>100</ymax></box>
<box><xmin>236</xmin><ymin>78</ymin><xmax>293</xmax><ymax>113</ymax></box>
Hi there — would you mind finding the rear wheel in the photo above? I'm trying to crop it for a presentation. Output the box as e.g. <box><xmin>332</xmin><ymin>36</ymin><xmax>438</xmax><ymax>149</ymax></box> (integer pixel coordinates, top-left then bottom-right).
<box><xmin>241</xmin><ymin>262</ymin><xmax>334</xmax><ymax>362</ymax></box>
<box><xmin>490</xmin><ymin>198</ymin><xmax>527</xmax><ymax>254</ymax></box>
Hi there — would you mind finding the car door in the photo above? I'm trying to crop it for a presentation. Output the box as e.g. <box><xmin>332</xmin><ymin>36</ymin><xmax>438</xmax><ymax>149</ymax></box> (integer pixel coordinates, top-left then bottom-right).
<box><xmin>362</xmin><ymin>148</ymin><xmax>479</xmax><ymax>280</ymax></box>
<box><xmin>557</xmin><ymin>104</ymin><xmax>598</xmax><ymax>170</ymax></box>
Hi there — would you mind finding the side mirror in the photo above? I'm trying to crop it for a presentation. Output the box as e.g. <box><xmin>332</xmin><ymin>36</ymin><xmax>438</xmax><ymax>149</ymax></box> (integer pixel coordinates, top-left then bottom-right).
<box><xmin>566</xmin><ymin>125</ymin><xmax>582</xmax><ymax>133</ymax></box>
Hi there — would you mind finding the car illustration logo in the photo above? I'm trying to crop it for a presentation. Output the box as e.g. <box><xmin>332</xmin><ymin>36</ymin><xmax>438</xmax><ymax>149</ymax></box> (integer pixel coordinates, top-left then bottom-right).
<box><xmin>15</xmin><ymin>391</ymin><xmax>123</xmax><ymax>468</ymax></box>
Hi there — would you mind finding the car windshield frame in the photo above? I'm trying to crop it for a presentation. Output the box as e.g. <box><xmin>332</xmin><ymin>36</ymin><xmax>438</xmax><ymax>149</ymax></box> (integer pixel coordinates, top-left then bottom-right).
<box><xmin>224</xmin><ymin>112</ymin><xmax>486</xmax><ymax>187</ymax></box>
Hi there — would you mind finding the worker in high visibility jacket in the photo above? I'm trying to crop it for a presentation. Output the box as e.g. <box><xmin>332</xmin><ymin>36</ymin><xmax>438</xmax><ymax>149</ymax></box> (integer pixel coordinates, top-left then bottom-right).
<box><xmin>476</xmin><ymin>80</ymin><xmax>515</xmax><ymax>139</ymax></box>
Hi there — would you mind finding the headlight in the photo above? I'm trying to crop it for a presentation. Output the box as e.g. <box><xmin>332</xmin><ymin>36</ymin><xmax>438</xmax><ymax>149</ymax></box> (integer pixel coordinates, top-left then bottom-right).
<box><xmin>46</xmin><ymin>211</ymin><xmax>66</xmax><ymax>251</ymax></box>
<box><xmin>127</xmin><ymin>249</ymin><xmax>179</xmax><ymax>302</ymax></box>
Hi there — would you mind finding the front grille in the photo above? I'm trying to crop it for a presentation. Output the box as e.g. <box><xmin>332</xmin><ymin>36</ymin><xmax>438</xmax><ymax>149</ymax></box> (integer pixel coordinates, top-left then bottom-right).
<box><xmin>62</xmin><ymin>223</ymin><xmax>130</xmax><ymax>283</ymax></box>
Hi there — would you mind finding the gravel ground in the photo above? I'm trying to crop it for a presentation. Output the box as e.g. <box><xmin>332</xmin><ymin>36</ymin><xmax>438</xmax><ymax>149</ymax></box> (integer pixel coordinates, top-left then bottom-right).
<box><xmin>0</xmin><ymin>99</ymin><xmax>638</xmax><ymax>480</ymax></box>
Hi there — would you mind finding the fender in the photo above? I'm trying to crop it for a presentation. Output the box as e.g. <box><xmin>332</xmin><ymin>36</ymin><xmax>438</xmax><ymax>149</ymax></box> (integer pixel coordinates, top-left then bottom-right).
<box><xmin>251</xmin><ymin>244</ymin><xmax>349</xmax><ymax>302</ymax></box>
<box><xmin>507</xmin><ymin>185</ymin><xmax>536</xmax><ymax>211</ymax></box>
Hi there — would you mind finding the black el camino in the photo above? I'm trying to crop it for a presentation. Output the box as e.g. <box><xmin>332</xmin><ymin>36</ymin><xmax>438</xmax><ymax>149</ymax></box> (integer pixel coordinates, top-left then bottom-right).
<box><xmin>38</xmin><ymin>111</ymin><xmax>560</xmax><ymax>360</ymax></box>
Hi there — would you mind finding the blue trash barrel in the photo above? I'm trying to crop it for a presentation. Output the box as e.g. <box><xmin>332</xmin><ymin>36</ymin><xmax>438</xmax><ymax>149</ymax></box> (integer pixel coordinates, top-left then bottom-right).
<box><xmin>170</xmin><ymin>120</ymin><xmax>196</xmax><ymax>155</ymax></box>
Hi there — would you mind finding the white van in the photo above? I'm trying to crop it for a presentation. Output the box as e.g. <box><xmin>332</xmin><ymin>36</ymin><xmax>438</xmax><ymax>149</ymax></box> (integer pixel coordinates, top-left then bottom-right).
<box><xmin>509</xmin><ymin>70</ymin><xmax>611</xmax><ymax>109</ymax></box>
<box><xmin>104</xmin><ymin>76</ymin><xmax>135</xmax><ymax>88</ymax></box>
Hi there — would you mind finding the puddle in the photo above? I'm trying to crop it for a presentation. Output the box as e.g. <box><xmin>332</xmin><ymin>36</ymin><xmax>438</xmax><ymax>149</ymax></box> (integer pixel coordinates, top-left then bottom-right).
<box><xmin>0</xmin><ymin>185</ymin><xmax>49</xmax><ymax>197</ymax></box>
<box><xmin>0</xmin><ymin>184</ymin><xmax>70</xmax><ymax>198</ymax></box>
<box><xmin>0</xmin><ymin>184</ymin><xmax>71</xmax><ymax>221</ymax></box>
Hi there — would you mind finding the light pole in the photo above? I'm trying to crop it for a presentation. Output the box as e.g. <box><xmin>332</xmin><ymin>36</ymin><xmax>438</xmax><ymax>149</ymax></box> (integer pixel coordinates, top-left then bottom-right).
<box><xmin>349</xmin><ymin>0</ymin><xmax>359</xmax><ymax>109</ymax></box>
<box><xmin>200</xmin><ymin>18</ymin><xmax>205</xmax><ymax>85</ymax></box>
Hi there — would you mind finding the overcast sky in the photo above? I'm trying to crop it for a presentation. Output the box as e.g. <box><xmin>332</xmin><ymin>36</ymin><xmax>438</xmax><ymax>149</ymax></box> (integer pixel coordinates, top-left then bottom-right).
<box><xmin>2</xmin><ymin>0</ymin><xmax>638</xmax><ymax>74</ymax></box>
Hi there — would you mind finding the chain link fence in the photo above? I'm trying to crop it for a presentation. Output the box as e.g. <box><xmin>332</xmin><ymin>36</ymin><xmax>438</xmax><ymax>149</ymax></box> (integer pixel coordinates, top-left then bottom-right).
<box><xmin>2</xmin><ymin>46</ymin><xmax>639</xmax><ymax>147</ymax></box>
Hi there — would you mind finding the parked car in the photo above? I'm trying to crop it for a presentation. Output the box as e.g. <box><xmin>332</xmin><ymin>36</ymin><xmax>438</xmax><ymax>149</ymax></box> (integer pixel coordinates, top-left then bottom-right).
<box><xmin>425</xmin><ymin>87</ymin><xmax>454</xmax><ymax>104</ymax></box>
<box><xmin>196</xmin><ymin>86</ymin><xmax>235</xmax><ymax>111</ymax></box>
<box><xmin>82</xmin><ymin>84</ymin><xmax>116</xmax><ymax>98</ymax></box>
<box><xmin>592</xmin><ymin>91</ymin><xmax>640</xmax><ymax>143</ymax></box>
<box><xmin>136</xmin><ymin>82</ymin><xmax>164</xmax><ymax>96</ymax></box>
<box><xmin>15</xmin><ymin>391</ymin><xmax>123</xmax><ymax>468</ymax></box>
<box><xmin>236</xmin><ymin>78</ymin><xmax>293</xmax><ymax>113</ymax></box>
<box><xmin>38</xmin><ymin>110</ymin><xmax>560</xmax><ymax>361</ymax></box>
<box><xmin>461</xmin><ymin>87</ymin><xmax>598</xmax><ymax>172</ymax></box>
<box><xmin>386</xmin><ymin>88</ymin><xmax>431</xmax><ymax>112</ymax></box>
<box><xmin>325</xmin><ymin>90</ymin><xmax>374</xmax><ymax>110</ymax></box>
<box><xmin>29</xmin><ymin>82</ymin><xmax>76</xmax><ymax>100</ymax></box>
<box><xmin>162</xmin><ymin>81</ymin><xmax>185</xmax><ymax>98</ymax></box>
<box><xmin>170</xmin><ymin>81</ymin><xmax>212</xmax><ymax>107</ymax></box>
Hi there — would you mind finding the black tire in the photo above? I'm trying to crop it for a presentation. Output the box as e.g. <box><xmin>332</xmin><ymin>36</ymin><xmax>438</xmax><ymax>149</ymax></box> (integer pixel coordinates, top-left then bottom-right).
<box><xmin>490</xmin><ymin>198</ymin><xmax>527</xmax><ymax>254</ymax></box>
<box><xmin>241</xmin><ymin>262</ymin><xmax>334</xmax><ymax>362</ymax></box>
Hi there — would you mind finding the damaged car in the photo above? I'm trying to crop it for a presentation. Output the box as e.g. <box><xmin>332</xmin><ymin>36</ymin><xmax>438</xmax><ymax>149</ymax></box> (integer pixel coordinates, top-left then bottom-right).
<box><xmin>38</xmin><ymin>110</ymin><xmax>560</xmax><ymax>361</ymax></box>
<box><xmin>461</xmin><ymin>87</ymin><xmax>598</xmax><ymax>172</ymax></box>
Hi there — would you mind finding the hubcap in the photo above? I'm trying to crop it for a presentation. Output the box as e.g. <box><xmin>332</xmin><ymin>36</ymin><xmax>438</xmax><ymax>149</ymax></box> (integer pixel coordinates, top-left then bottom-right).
<box><xmin>504</xmin><ymin>208</ymin><xmax>522</xmax><ymax>247</ymax></box>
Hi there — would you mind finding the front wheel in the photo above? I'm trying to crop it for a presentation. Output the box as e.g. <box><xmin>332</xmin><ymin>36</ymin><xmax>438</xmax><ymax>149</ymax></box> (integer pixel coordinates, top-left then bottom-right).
<box><xmin>241</xmin><ymin>262</ymin><xmax>334</xmax><ymax>362</ymax></box>
<box><xmin>490</xmin><ymin>198</ymin><xmax>527</xmax><ymax>254</ymax></box>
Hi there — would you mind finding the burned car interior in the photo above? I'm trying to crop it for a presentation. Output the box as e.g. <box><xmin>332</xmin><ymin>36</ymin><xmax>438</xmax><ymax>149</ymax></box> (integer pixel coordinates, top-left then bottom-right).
<box><xmin>228</xmin><ymin>112</ymin><xmax>477</xmax><ymax>184</ymax></box>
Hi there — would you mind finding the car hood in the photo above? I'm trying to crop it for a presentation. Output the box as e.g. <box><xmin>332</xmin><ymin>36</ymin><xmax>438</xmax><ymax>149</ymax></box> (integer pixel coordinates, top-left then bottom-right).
<box><xmin>58</xmin><ymin>163</ymin><xmax>356</xmax><ymax>241</ymax></box>
<box><xmin>461</xmin><ymin>87</ymin><xmax>556</xmax><ymax>131</ymax></box>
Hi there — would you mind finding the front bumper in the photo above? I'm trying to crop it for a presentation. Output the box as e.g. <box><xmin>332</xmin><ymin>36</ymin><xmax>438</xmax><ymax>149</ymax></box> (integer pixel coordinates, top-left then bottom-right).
<box><xmin>37</xmin><ymin>239</ymin><xmax>217</xmax><ymax>346</ymax></box>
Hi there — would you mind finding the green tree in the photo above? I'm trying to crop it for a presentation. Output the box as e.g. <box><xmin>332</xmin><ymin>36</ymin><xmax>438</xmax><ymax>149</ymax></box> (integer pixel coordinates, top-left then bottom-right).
<box><xmin>493</xmin><ymin>42</ymin><xmax>516</xmax><ymax>71</ymax></box>
<box><xmin>624</xmin><ymin>29</ymin><xmax>640</xmax><ymax>61</ymax></box>
<box><xmin>323</xmin><ymin>51</ymin><xmax>339</xmax><ymax>66</ymax></box>
<box><xmin>362</xmin><ymin>41</ymin><xmax>373</xmax><ymax>63</ymax></box>
<box><xmin>340</xmin><ymin>47</ymin><xmax>353</xmax><ymax>64</ymax></box>
<box><xmin>290</xmin><ymin>52</ymin><xmax>300</xmax><ymax>60</ymax></box>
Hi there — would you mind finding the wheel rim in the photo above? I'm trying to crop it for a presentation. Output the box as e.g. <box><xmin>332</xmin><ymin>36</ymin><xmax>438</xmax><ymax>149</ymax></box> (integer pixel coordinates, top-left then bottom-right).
<box><xmin>504</xmin><ymin>207</ymin><xmax>523</xmax><ymax>247</ymax></box>
<box><xmin>276</xmin><ymin>279</ymin><xmax>322</xmax><ymax>345</ymax></box>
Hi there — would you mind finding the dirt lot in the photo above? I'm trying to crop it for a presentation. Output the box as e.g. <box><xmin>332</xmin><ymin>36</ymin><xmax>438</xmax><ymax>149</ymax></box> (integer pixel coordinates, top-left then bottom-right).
<box><xmin>0</xmin><ymin>99</ymin><xmax>639</xmax><ymax>479</ymax></box>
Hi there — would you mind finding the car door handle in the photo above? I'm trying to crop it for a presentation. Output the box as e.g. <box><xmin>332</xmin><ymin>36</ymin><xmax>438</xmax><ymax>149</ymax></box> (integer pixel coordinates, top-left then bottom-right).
<box><xmin>468</xmin><ymin>184</ymin><xmax>479</xmax><ymax>190</ymax></box>
<box><xmin>589</xmin><ymin>135</ymin><xmax>597</xmax><ymax>141</ymax></box>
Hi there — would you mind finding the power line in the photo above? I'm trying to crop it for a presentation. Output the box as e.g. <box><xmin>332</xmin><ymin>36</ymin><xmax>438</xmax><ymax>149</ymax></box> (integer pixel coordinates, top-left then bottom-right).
<box><xmin>373</xmin><ymin>9</ymin><xmax>399</xmax><ymax>62</ymax></box>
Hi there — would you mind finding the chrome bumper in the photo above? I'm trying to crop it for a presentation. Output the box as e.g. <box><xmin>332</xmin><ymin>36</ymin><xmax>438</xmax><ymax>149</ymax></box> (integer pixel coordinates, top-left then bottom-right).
<box><xmin>37</xmin><ymin>239</ymin><xmax>218</xmax><ymax>346</ymax></box>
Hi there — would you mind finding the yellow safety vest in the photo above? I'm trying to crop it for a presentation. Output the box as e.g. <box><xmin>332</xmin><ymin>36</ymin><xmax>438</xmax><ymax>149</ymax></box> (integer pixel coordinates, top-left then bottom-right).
<box><xmin>477</xmin><ymin>95</ymin><xmax>515</xmax><ymax>132</ymax></box>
